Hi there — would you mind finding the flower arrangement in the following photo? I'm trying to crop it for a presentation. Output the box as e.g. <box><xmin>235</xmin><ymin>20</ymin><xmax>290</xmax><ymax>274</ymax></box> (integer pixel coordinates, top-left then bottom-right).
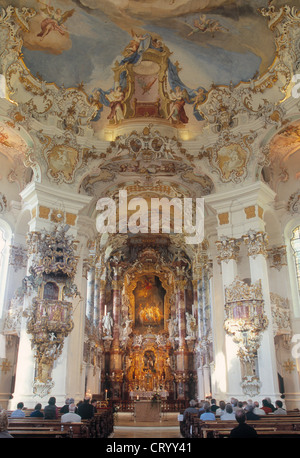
<box><xmin>151</xmin><ymin>392</ymin><xmax>161</xmax><ymax>406</ymax></box>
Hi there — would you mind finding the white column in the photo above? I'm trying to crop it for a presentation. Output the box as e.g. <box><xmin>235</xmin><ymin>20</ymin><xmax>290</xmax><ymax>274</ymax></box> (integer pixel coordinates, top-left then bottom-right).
<box><xmin>248</xmin><ymin>249</ymin><xmax>280</xmax><ymax>400</ymax></box>
<box><xmin>9</xmin><ymin>182</ymin><xmax>91</xmax><ymax>407</ymax></box>
<box><xmin>8</xmin><ymin>295</ymin><xmax>36</xmax><ymax>408</ymax></box>
<box><xmin>217</xmin><ymin>238</ymin><xmax>243</xmax><ymax>399</ymax></box>
<box><xmin>197</xmin><ymin>367</ymin><xmax>205</xmax><ymax>401</ymax></box>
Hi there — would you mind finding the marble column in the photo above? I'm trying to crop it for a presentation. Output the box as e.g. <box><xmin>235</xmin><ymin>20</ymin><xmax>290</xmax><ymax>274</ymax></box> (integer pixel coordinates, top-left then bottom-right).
<box><xmin>110</xmin><ymin>265</ymin><xmax>123</xmax><ymax>380</ymax></box>
<box><xmin>86</xmin><ymin>266</ymin><xmax>95</xmax><ymax>324</ymax></box>
<box><xmin>174</xmin><ymin>266</ymin><xmax>188</xmax><ymax>399</ymax></box>
<box><xmin>93</xmin><ymin>267</ymin><xmax>101</xmax><ymax>329</ymax></box>
<box><xmin>112</xmin><ymin>266</ymin><xmax>122</xmax><ymax>349</ymax></box>
<box><xmin>98</xmin><ymin>279</ymin><xmax>106</xmax><ymax>338</ymax></box>
<box><xmin>175</xmin><ymin>266</ymin><xmax>188</xmax><ymax>358</ymax></box>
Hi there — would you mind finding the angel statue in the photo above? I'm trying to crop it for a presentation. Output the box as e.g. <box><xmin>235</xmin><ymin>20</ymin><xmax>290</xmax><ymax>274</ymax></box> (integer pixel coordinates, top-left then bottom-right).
<box><xmin>186</xmin><ymin>312</ymin><xmax>196</xmax><ymax>339</ymax></box>
<box><xmin>120</xmin><ymin>318</ymin><xmax>132</xmax><ymax>341</ymax></box>
<box><xmin>102</xmin><ymin>311</ymin><xmax>113</xmax><ymax>338</ymax></box>
<box><xmin>37</xmin><ymin>2</ymin><xmax>74</xmax><ymax>40</ymax></box>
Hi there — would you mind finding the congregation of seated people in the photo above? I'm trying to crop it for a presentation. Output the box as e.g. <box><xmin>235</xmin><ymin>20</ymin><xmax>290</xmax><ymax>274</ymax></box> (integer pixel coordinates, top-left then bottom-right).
<box><xmin>0</xmin><ymin>395</ymin><xmax>99</xmax><ymax>438</ymax></box>
<box><xmin>182</xmin><ymin>397</ymin><xmax>288</xmax><ymax>438</ymax></box>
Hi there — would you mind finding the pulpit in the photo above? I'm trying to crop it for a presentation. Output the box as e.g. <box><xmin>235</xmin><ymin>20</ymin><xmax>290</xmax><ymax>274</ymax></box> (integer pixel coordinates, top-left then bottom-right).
<box><xmin>134</xmin><ymin>400</ymin><xmax>161</xmax><ymax>422</ymax></box>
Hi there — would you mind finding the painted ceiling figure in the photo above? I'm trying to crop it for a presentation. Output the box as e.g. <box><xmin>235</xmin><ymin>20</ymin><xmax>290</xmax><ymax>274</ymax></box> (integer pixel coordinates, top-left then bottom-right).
<box><xmin>37</xmin><ymin>3</ymin><xmax>74</xmax><ymax>40</ymax></box>
<box><xmin>120</xmin><ymin>32</ymin><xmax>163</xmax><ymax>66</ymax></box>
<box><xmin>106</xmin><ymin>86</ymin><xmax>125</xmax><ymax>124</ymax></box>
<box><xmin>167</xmin><ymin>86</ymin><xmax>189</xmax><ymax>124</ymax></box>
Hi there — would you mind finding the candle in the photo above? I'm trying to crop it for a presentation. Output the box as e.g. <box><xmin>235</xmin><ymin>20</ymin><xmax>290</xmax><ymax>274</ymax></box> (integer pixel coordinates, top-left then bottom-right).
<box><xmin>105</xmin><ymin>389</ymin><xmax>108</xmax><ymax>400</ymax></box>
<box><xmin>104</xmin><ymin>305</ymin><xmax>107</xmax><ymax>316</ymax></box>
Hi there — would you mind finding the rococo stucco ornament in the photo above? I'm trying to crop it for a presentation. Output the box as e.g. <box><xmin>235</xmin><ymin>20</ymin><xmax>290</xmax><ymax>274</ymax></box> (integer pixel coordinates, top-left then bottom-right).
<box><xmin>224</xmin><ymin>277</ymin><xmax>268</xmax><ymax>395</ymax></box>
<box><xmin>25</xmin><ymin>224</ymin><xmax>79</xmax><ymax>395</ymax></box>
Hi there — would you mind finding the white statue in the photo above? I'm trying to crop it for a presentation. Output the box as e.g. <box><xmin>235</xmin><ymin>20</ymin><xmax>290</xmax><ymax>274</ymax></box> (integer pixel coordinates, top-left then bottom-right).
<box><xmin>135</xmin><ymin>334</ymin><xmax>143</xmax><ymax>346</ymax></box>
<box><xmin>120</xmin><ymin>318</ymin><xmax>132</xmax><ymax>341</ymax></box>
<box><xmin>155</xmin><ymin>334</ymin><xmax>164</xmax><ymax>346</ymax></box>
<box><xmin>186</xmin><ymin>312</ymin><xmax>196</xmax><ymax>339</ymax></box>
<box><xmin>102</xmin><ymin>311</ymin><xmax>113</xmax><ymax>337</ymax></box>
<box><xmin>168</xmin><ymin>316</ymin><xmax>178</xmax><ymax>339</ymax></box>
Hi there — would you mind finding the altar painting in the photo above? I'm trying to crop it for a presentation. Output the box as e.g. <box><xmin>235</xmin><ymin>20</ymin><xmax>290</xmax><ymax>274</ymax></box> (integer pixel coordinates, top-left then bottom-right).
<box><xmin>133</xmin><ymin>275</ymin><xmax>165</xmax><ymax>332</ymax></box>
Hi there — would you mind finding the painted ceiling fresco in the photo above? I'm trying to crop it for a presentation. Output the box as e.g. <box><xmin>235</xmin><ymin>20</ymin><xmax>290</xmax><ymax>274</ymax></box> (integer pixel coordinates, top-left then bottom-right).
<box><xmin>17</xmin><ymin>0</ymin><xmax>274</xmax><ymax>88</ymax></box>
<box><xmin>0</xmin><ymin>0</ymin><xmax>299</xmax><ymax>199</ymax></box>
<box><xmin>1</xmin><ymin>0</ymin><xmax>283</xmax><ymax>132</ymax></box>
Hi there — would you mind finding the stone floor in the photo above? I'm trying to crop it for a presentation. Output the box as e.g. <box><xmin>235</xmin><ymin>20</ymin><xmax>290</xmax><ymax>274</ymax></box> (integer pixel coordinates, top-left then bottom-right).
<box><xmin>111</xmin><ymin>412</ymin><xmax>182</xmax><ymax>438</ymax></box>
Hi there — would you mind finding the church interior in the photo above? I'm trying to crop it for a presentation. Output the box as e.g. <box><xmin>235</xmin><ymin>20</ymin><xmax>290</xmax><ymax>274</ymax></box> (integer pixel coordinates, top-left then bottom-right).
<box><xmin>1</xmin><ymin>0</ymin><xmax>300</xmax><ymax>437</ymax></box>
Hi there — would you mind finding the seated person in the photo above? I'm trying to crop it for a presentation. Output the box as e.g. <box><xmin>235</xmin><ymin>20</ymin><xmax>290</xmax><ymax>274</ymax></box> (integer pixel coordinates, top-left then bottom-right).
<box><xmin>229</xmin><ymin>410</ymin><xmax>258</xmax><ymax>438</ymax></box>
<box><xmin>30</xmin><ymin>403</ymin><xmax>44</xmax><ymax>417</ymax></box>
<box><xmin>10</xmin><ymin>402</ymin><xmax>25</xmax><ymax>418</ymax></box>
<box><xmin>183</xmin><ymin>400</ymin><xmax>198</xmax><ymax>420</ymax></box>
<box><xmin>273</xmin><ymin>400</ymin><xmax>287</xmax><ymax>415</ymax></box>
<box><xmin>199</xmin><ymin>402</ymin><xmax>215</xmax><ymax>421</ymax></box>
<box><xmin>61</xmin><ymin>404</ymin><xmax>81</xmax><ymax>423</ymax></box>
<box><xmin>221</xmin><ymin>403</ymin><xmax>236</xmax><ymax>420</ymax></box>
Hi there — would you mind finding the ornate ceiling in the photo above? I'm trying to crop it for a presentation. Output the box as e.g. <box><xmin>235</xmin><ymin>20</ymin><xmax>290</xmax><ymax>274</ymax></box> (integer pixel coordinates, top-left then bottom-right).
<box><xmin>0</xmin><ymin>0</ymin><xmax>299</xmax><ymax>226</ymax></box>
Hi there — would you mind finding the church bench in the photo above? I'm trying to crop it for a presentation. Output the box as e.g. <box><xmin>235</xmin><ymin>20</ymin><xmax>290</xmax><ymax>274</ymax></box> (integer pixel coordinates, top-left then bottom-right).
<box><xmin>8</xmin><ymin>419</ymin><xmax>88</xmax><ymax>438</ymax></box>
<box><xmin>80</xmin><ymin>410</ymin><xmax>114</xmax><ymax>438</ymax></box>
<box><xmin>215</xmin><ymin>429</ymin><xmax>300</xmax><ymax>438</ymax></box>
<box><xmin>8</xmin><ymin>411</ymin><xmax>114</xmax><ymax>438</ymax></box>
<box><xmin>182</xmin><ymin>416</ymin><xmax>300</xmax><ymax>438</ymax></box>
<box><xmin>8</xmin><ymin>430</ymin><xmax>71</xmax><ymax>438</ymax></box>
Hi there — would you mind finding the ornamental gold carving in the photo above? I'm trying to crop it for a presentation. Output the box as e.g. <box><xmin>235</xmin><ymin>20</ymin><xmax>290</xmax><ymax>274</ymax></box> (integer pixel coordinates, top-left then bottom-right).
<box><xmin>27</xmin><ymin>298</ymin><xmax>74</xmax><ymax>386</ymax></box>
<box><xmin>224</xmin><ymin>277</ymin><xmax>268</xmax><ymax>395</ymax></box>
<box><xmin>25</xmin><ymin>225</ymin><xmax>79</xmax><ymax>395</ymax></box>
<box><xmin>267</xmin><ymin>245</ymin><xmax>287</xmax><ymax>271</ymax></box>
<box><xmin>242</xmin><ymin>230</ymin><xmax>269</xmax><ymax>258</ymax></box>
<box><xmin>198</xmin><ymin>132</ymin><xmax>256</xmax><ymax>183</ymax></box>
<box><xmin>270</xmin><ymin>292</ymin><xmax>291</xmax><ymax>341</ymax></box>
<box><xmin>215</xmin><ymin>236</ymin><xmax>241</xmax><ymax>263</ymax></box>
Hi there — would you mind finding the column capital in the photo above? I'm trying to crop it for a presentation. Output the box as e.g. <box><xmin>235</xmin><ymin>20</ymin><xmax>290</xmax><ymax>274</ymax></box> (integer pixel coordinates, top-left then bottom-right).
<box><xmin>215</xmin><ymin>236</ymin><xmax>241</xmax><ymax>263</ymax></box>
<box><xmin>242</xmin><ymin>230</ymin><xmax>269</xmax><ymax>258</ymax></box>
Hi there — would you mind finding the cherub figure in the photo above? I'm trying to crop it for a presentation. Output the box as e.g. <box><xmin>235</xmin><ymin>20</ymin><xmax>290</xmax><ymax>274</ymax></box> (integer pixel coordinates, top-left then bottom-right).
<box><xmin>37</xmin><ymin>2</ymin><xmax>74</xmax><ymax>40</ymax></box>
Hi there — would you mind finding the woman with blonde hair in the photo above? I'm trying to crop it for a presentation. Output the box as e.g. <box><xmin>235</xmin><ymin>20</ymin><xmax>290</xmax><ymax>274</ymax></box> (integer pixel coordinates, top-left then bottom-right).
<box><xmin>0</xmin><ymin>410</ymin><xmax>13</xmax><ymax>438</ymax></box>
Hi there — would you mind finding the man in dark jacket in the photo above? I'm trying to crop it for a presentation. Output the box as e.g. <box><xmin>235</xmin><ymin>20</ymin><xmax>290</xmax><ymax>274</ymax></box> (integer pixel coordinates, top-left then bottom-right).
<box><xmin>229</xmin><ymin>410</ymin><xmax>258</xmax><ymax>438</ymax></box>
<box><xmin>77</xmin><ymin>397</ymin><xmax>95</xmax><ymax>419</ymax></box>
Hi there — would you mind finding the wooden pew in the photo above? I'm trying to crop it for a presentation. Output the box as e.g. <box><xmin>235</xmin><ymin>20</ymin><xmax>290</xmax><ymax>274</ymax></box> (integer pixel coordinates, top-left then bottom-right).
<box><xmin>181</xmin><ymin>415</ymin><xmax>300</xmax><ymax>438</ymax></box>
<box><xmin>7</xmin><ymin>407</ymin><xmax>114</xmax><ymax>438</ymax></box>
<box><xmin>8</xmin><ymin>418</ymin><xmax>88</xmax><ymax>438</ymax></box>
<box><xmin>8</xmin><ymin>430</ymin><xmax>71</xmax><ymax>438</ymax></box>
<box><xmin>215</xmin><ymin>429</ymin><xmax>300</xmax><ymax>438</ymax></box>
